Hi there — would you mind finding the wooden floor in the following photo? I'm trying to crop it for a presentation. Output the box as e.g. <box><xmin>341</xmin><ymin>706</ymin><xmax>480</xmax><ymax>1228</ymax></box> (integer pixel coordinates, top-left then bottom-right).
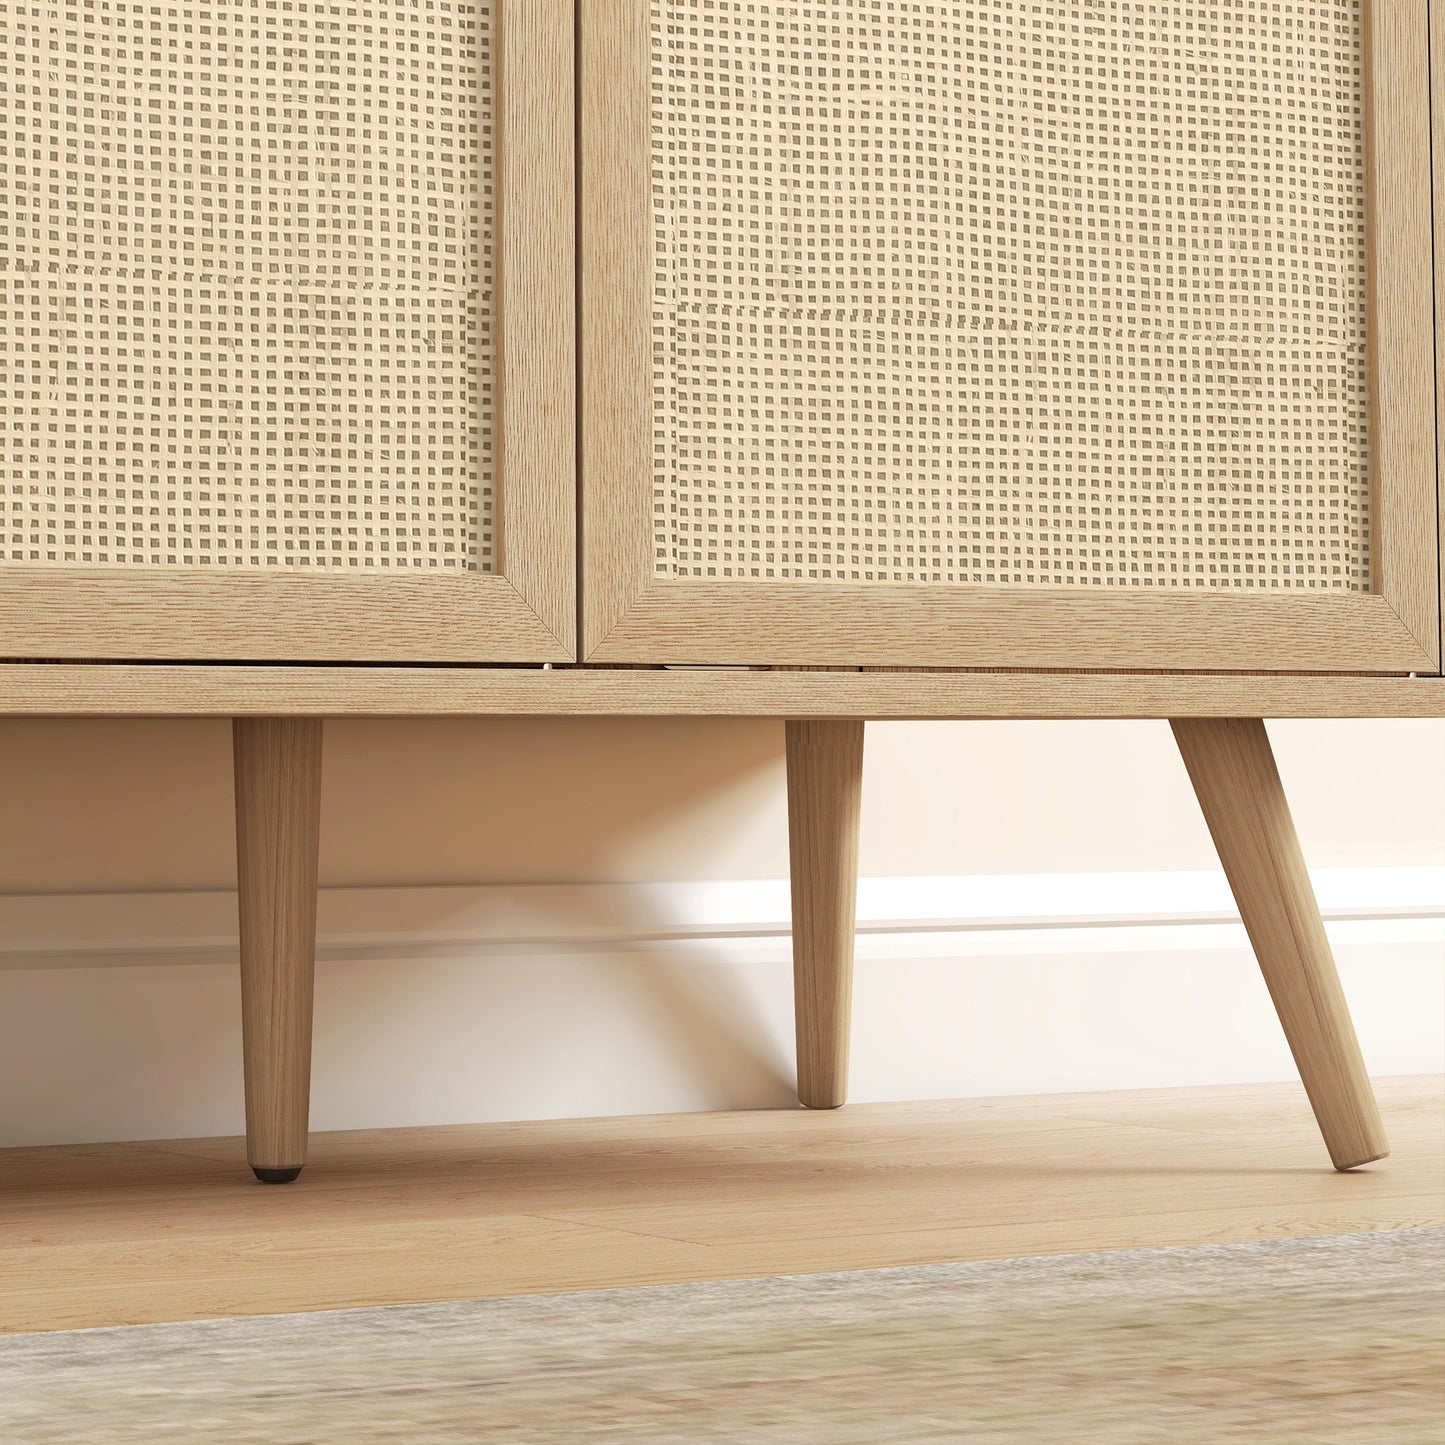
<box><xmin>2</xmin><ymin>1077</ymin><xmax>1441</xmax><ymax>1335</ymax></box>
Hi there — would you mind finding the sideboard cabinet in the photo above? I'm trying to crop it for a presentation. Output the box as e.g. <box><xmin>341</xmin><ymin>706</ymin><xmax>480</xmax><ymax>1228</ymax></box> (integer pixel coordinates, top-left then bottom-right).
<box><xmin>3</xmin><ymin>1</ymin><xmax>1443</xmax><ymax>1183</ymax></box>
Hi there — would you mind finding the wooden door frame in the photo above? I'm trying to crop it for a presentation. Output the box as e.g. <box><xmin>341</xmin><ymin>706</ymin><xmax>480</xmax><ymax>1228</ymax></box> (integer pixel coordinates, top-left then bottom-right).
<box><xmin>0</xmin><ymin>0</ymin><xmax>575</xmax><ymax>664</ymax></box>
<box><xmin>1432</xmin><ymin>0</ymin><xmax>1445</xmax><ymax>674</ymax></box>
<box><xmin>581</xmin><ymin>0</ymin><xmax>1441</xmax><ymax>673</ymax></box>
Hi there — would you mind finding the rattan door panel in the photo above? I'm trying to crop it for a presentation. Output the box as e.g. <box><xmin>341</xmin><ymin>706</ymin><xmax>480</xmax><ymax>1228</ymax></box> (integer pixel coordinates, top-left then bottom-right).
<box><xmin>0</xmin><ymin>0</ymin><xmax>574</xmax><ymax>662</ymax></box>
<box><xmin>583</xmin><ymin>0</ymin><xmax>1440</xmax><ymax>671</ymax></box>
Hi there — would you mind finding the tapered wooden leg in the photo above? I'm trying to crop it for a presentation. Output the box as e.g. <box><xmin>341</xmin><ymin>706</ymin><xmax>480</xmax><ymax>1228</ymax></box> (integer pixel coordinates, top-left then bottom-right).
<box><xmin>234</xmin><ymin>718</ymin><xmax>323</xmax><ymax>1184</ymax></box>
<box><xmin>787</xmin><ymin>720</ymin><xmax>865</xmax><ymax>1110</ymax></box>
<box><xmin>1171</xmin><ymin>718</ymin><xmax>1388</xmax><ymax>1171</ymax></box>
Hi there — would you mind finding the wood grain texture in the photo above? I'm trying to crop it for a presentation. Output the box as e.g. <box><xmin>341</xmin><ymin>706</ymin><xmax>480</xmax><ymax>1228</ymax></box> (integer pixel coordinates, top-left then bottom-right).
<box><xmin>1430</xmin><ymin>0</ymin><xmax>1445</xmax><ymax>674</ymax></box>
<box><xmin>1</xmin><ymin>1078</ymin><xmax>1439</xmax><ymax>1333</ymax></box>
<box><xmin>3</xmin><ymin>665</ymin><xmax>1444</xmax><ymax>717</ymax></box>
<box><xmin>1171</xmin><ymin>719</ymin><xmax>1389</xmax><ymax>1172</ymax></box>
<box><xmin>494</xmin><ymin>0</ymin><xmax>576</xmax><ymax>654</ymax></box>
<box><xmin>579</xmin><ymin>0</ymin><xmax>652</xmax><ymax>656</ymax></box>
<box><xmin>786</xmin><ymin>721</ymin><xmax>864</xmax><ymax>1110</ymax></box>
<box><xmin>0</xmin><ymin>574</ymin><xmax>569</xmax><ymax>663</ymax></box>
<box><xmin>1367</xmin><ymin>0</ymin><xmax>1441</xmax><ymax>664</ymax></box>
<box><xmin>588</xmin><ymin>582</ymin><xmax>1437</xmax><ymax>672</ymax></box>
<box><xmin>233</xmin><ymin>719</ymin><xmax>324</xmax><ymax>1178</ymax></box>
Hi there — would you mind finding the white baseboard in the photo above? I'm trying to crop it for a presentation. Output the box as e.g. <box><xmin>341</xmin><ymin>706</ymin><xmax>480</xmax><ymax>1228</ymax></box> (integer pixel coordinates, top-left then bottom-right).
<box><xmin>2</xmin><ymin>867</ymin><xmax>1442</xmax><ymax>970</ymax></box>
<box><xmin>1</xmin><ymin>868</ymin><xmax>1441</xmax><ymax>1147</ymax></box>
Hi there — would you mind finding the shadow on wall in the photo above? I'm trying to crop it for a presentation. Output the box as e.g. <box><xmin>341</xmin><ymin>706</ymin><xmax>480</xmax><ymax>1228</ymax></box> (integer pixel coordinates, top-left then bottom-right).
<box><xmin>320</xmin><ymin>716</ymin><xmax>801</xmax><ymax>1109</ymax></box>
<box><xmin>0</xmin><ymin>715</ymin><xmax>800</xmax><ymax>1125</ymax></box>
<box><xmin>321</xmin><ymin>716</ymin><xmax>791</xmax><ymax>887</ymax></box>
<box><xmin>315</xmin><ymin>949</ymin><xmax>801</xmax><ymax>1126</ymax></box>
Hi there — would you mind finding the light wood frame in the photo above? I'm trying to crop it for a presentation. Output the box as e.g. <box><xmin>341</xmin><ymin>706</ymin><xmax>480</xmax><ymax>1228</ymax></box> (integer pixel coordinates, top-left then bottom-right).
<box><xmin>581</xmin><ymin>0</ymin><xmax>1441</xmax><ymax>674</ymax></box>
<box><xmin>1432</xmin><ymin>0</ymin><xmax>1445</xmax><ymax>671</ymax></box>
<box><xmin>0</xmin><ymin>0</ymin><xmax>575</xmax><ymax>665</ymax></box>
<box><xmin>2</xmin><ymin>664</ymin><xmax>1442</xmax><ymax>718</ymax></box>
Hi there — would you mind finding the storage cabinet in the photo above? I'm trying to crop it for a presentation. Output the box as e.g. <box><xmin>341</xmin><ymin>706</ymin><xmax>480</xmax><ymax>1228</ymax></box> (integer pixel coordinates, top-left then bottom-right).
<box><xmin>3</xmin><ymin>1</ymin><xmax>1443</xmax><ymax>1183</ymax></box>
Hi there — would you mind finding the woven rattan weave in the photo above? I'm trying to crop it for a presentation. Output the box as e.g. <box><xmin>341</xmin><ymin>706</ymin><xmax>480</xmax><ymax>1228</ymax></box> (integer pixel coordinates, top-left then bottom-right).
<box><xmin>650</xmin><ymin>0</ymin><xmax>1371</xmax><ymax>590</ymax></box>
<box><xmin>0</xmin><ymin>0</ymin><xmax>491</xmax><ymax>571</ymax></box>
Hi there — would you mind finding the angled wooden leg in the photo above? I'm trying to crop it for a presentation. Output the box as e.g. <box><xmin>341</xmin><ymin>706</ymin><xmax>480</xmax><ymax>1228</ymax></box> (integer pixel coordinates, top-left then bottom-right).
<box><xmin>787</xmin><ymin>720</ymin><xmax>865</xmax><ymax>1110</ymax></box>
<box><xmin>233</xmin><ymin>718</ymin><xmax>324</xmax><ymax>1184</ymax></box>
<box><xmin>1171</xmin><ymin>718</ymin><xmax>1388</xmax><ymax>1171</ymax></box>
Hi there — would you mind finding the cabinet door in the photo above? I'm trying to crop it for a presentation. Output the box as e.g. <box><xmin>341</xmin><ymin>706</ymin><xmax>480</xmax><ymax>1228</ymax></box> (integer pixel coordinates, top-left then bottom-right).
<box><xmin>0</xmin><ymin>0</ymin><xmax>573</xmax><ymax>663</ymax></box>
<box><xmin>582</xmin><ymin>0</ymin><xmax>1441</xmax><ymax>672</ymax></box>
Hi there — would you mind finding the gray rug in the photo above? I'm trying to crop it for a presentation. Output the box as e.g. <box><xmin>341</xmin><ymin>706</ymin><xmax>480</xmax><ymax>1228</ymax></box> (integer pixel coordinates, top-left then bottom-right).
<box><xmin>2</xmin><ymin>1229</ymin><xmax>1442</xmax><ymax>1444</ymax></box>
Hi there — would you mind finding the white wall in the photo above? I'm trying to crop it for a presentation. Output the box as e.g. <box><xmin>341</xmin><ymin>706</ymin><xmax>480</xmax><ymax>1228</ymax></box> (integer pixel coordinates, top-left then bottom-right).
<box><xmin>1</xmin><ymin>717</ymin><xmax>1442</xmax><ymax>1147</ymax></box>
